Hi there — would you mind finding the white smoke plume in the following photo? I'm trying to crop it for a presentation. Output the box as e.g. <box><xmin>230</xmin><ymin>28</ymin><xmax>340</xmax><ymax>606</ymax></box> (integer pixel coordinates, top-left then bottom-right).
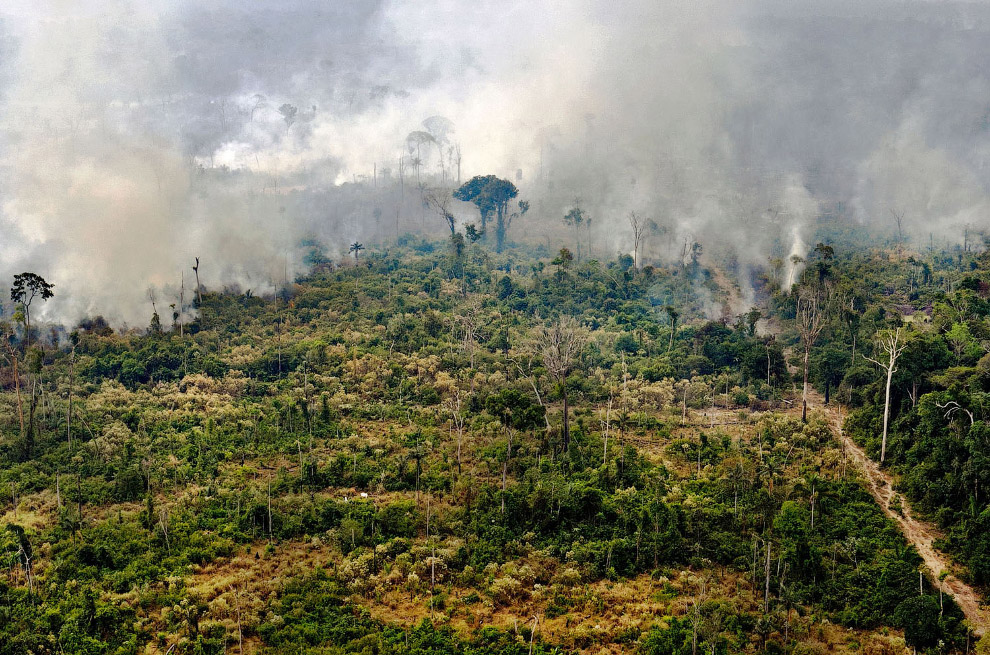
<box><xmin>0</xmin><ymin>0</ymin><xmax>988</xmax><ymax>325</ymax></box>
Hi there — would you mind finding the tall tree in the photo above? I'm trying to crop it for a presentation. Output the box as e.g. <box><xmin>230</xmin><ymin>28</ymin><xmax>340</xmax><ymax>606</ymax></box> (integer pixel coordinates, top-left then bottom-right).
<box><xmin>422</xmin><ymin>116</ymin><xmax>454</xmax><ymax>182</ymax></box>
<box><xmin>536</xmin><ymin>317</ymin><xmax>585</xmax><ymax>453</ymax></box>
<box><xmin>665</xmin><ymin>306</ymin><xmax>680</xmax><ymax>353</ymax></box>
<box><xmin>795</xmin><ymin>280</ymin><xmax>835</xmax><ymax>422</ymax></box>
<box><xmin>563</xmin><ymin>205</ymin><xmax>587</xmax><ymax>260</ymax></box>
<box><xmin>406</xmin><ymin>131</ymin><xmax>436</xmax><ymax>188</ymax></box>
<box><xmin>424</xmin><ymin>188</ymin><xmax>457</xmax><ymax>236</ymax></box>
<box><xmin>192</xmin><ymin>257</ymin><xmax>203</xmax><ymax>307</ymax></box>
<box><xmin>864</xmin><ymin>328</ymin><xmax>907</xmax><ymax>463</ymax></box>
<box><xmin>11</xmin><ymin>273</ymin><xmax>54</xmax><ymax>342</ymax></box>
<box><xmin>629</xmin><ymin>211</ymin><xmax>647</xmax><ymax>269</ymax></box>
<box><xmin>453</xmin><ymin>175</ymin><xmax>521</xmax><ymax>252</ymax></box>
<box><xmin>278</xmin><ymin>103</ymin><xmax>297</xmax><ymax>134</ymax></box>
<box><xmin>1</xmin><ymin>324</ymin><xmax>24</xmax><ymax>438</ymax></box>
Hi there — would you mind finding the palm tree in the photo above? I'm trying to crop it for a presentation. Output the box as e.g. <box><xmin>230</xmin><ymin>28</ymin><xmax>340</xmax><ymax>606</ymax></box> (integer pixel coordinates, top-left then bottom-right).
<box><xmin>348</xmin><ymin>242</ymin><xmax>365</xmax><ymax>262</ymax></box>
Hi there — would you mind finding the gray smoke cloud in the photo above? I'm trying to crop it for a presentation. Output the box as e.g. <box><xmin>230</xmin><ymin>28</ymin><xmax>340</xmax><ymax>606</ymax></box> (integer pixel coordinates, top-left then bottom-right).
<box><xmin>1</xmin><ymin>0</ymin><xmax>988</xmax><ymax>325</ymax></box>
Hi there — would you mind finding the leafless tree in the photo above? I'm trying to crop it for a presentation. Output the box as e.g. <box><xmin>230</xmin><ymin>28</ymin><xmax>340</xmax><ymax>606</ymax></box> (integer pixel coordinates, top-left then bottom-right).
<box><xmin>249</xmin><ymin>94</ymin><xmax>267</xmax><ymax>122</ymax></box>
<box><xmin>796</xmin><ymin>281</ymin><xmax>835</xmax><ymax>422</ymax></box>
<box><xmin>537</xmin><ymin>317</ymin><xmax>586</xmax><ymax>451</ymax></box>
<box><xmin>231</xmin><ymin>584</ymin><xmax>244</xmax><ymax>654</ymax></box>
<box><xmin>192</xmin><ymin>257</ymin><xmax>203</xmax><ymax>307</ymax></box>
<box><xmin>628</xmin><ymin>211</ymin><xmax>647</xmax><ymax>269</ymax></box>
<box><xmin>424</xmin><ymin>187</ymin><xmax>457</xmax><ymax>236</ymax></box>
<box><xmin>158</xmin><ymin>507</ymin><xmax>171</xmax><ymax>555</ymax></box>
<box><xmin>1</xmin><ymin>325</ymin><xmax>24</xmax><ymax>437</ymax></box>
<box><xmin>422</xmin><ymin>116</ymin><xmax>454</xmax><ymax>181</ymax></box>
<box><xmin>889</xmin><ymin>209</ymin><xmax>905</xmax><ymax>259</ymax></box>
<box><xmin>934</xmin><ymin>399</ymin><xmax>975</xmax><ymax>427</ymax></box>
<box><xmin>864</xmin><ymin>328</ymin><xmax>907</xmax><ymax>463</ymax></box>
<box><xmin>406</xmin><ymin>131</ymin><xmax>435</xmax><ymax>188</ymax></box>
<box><xmin>455</xmin><ymin>310</ymin><xmax>480</xmax><ymax>371</ymax></box>
<box><xmin>443</xmin><ymin>388</ymin><xmax>467</xmax><ymax>475</ymax></box>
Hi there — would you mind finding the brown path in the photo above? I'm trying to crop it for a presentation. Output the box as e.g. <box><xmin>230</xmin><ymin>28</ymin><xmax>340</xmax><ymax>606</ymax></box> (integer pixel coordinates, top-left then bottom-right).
<box><xmin>700</xmin><ymin>267</ymin><xmax>986</xmax><ymax>634</ymax></box>
<box><xmin>808</xmin><ymin>389</ymin><xmax>988</xmax><ymax>635</ymax></box>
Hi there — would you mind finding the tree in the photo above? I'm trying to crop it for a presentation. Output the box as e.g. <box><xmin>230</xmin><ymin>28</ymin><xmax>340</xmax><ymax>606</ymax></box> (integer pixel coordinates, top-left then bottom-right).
<box><xmin>406</xmin><ymin>131</ymin><xmax>436</xmax><ymax>187</ymax></box>
<box><xmin>795</xmin><ymin>281</ymin><xmax>835</xmax><ymax>422</ymax></box>
<box><xmin>813</xmin><ymin>242</ymin><xmax>834</xmax><ymax>282</ymax></box>
<box><xmin>665</xmin><ymin>306</ymin><xmax>680</xmax><ymax>353</ymax></box>
<box><xmin>422</xmin><ymin>116</ymin><xmax>454</xmax><ymax>182</ymax></box>
<box><xmin>745</xmin><ymin>308</ymin><xmax>762</xmax><ymax>336</ymax></box>
<box><xmin>629</xmin><ymin>211</ymin><xmax>647</xmax><ymax>269</ymax></box>
<box><xmin>443</xmin><ymin>388</ymin><xmax>467</xmax><ymax>476</ymax></box>
<box><xmin>536</xmin><ymin>317</ymin><xmax>585</xmax><ymax>452</ymax></box>
<box><xmin>864</xmin><ymin>328</ymin><xmax>907</xmax><ymax>463</ymax></box>
<box><xmin>563</xmin><ymin>206</ymin><xmax>587</xmax><ymax>260</ymax></box>
<box><xmin>890</xmin><ymin>209</ymin><xmax>906</xmax><ymax>258</ymax></box>
<box><xmin>810</xmin><ymin>343</ymin><xmax>849</xmax><ymax>405</ymax></box>
<box><xmin>1</xmin><ymin>324</ymin><xmax>24</xmax><ymax>438</ymax></box>
<box><xmin>449</xmin><ymin>232</ymin><xmax>467</xmax><ymax>293</ymax></box>
<box><xmin>250</xmin><ymin>94</ymin><xmax>267</xmax><ymax>121</ymax></box>
<box><xmin>894</xmin><ymin>595</ymin><xmax>941</xmax><ymax>653</ymax></box>
<box><xmin>11</xmin><ymin>272</ymin><xmax>54</xmax><ymax>339</ymax></box>
<box><xmin>348</xmin><ymin>242</ymin><xmax>365</xmax><ymax>262</ymax></box>
<box><xmin>192</xmin><ymin>257</ymin><xmax>203</xmax><ymax>307</ymax></box>
<box><xmin>424</xmin><ymin>188</ymin><xmax>457</xmax><ymax>236</ymax></box>
<box><xmin>279</xmin><ymin>103</ymin><xmax>298</xmax><ymax>134</ymax></box>
<box><xmin>551</xmin><ymin>247</ymin><xmax>574</xmax><ymax>274</ymax></box>
<box><xmin>464</xmin><ymin>224</ymin><xmax>484</xmax><ymax>243</ymax></box>
<box><xmin>6</xmin><ymin>524</ymin><xmax>33</xmax><ymax>595</ymax></box>
<box><xmin>453</xmin><ymin>176</ymin><xmax>521</xmax><ymax>252</ymax></box>
<box><xmin>946</xmin><ymin>322</ymin><xmax>976</xmax><ymax>362</ymax></box>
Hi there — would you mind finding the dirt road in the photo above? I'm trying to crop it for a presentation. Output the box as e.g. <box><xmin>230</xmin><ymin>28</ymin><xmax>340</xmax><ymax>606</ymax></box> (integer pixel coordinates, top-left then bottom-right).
<box><xmin>807</xmin><ymin>390</ymin><xmax>988</xmax><ymax>635</ymax></box>
<box><xmin>701</xmin><ymin>266</ymin><xmax>987</xmax><ymax>634</ymax></box>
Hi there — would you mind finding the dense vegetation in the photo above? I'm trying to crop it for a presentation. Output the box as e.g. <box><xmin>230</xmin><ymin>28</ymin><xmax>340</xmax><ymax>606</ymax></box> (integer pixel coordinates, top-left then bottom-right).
<box><xmin>0</xmin><ymin>227</ymin><xmax>986</xmax><ymax>654</ymax></box>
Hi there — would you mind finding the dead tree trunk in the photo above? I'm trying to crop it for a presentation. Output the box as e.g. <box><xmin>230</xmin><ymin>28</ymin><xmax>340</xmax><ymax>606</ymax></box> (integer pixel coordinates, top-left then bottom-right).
<box><xmin>864</xmin><ymin>328</ymin><xmax>906</xmax><ymax>464</ymax></box>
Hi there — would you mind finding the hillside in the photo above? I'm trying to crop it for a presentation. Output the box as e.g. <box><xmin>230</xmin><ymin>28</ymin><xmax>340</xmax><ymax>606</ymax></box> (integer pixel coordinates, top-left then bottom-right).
<box><xmin>1</xmin><ymin>240</ymin><xmax>987</xmax><ymax>654</ymax></box>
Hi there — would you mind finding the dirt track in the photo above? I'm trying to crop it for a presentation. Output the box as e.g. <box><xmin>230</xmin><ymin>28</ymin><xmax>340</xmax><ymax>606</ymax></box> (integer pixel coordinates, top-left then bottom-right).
<box><xmin>700</xmin><ymin>266</ymin><xmax>986</xmax><ymax>634</ymax></box>
<box><xmin>806</xmin><ymin>390</ymin><xmax>988</xmax><ymax>635</ymax></box>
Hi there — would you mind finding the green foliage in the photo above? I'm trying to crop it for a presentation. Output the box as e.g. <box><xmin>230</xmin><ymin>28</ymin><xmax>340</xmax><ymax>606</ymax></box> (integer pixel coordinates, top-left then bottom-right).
<box><xmin>0</xmin><ymin>238</ymin><xmax>984</xmax><ymax>653</ymax></box>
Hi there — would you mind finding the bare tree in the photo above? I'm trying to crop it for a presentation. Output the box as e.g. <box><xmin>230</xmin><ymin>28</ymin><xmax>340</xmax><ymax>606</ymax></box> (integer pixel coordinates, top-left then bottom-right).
<box><xmin>422</xmin><ymin>116</ymin><xmax>454</xmax><ymax>181</ymax></box>
<box><xmin>1</xmin><ymin>325</ymin><xmax>24</xmax><ymax>437</ymax></box>
<box><xmin>889</xmin><ymin>208</ymin><xmax>904</xmax><ymax>243</ymax></box>
<box><xmin>424</xmin><ymin>188</ymin><xmax>457</xmax><ymax>236</ymax></box>
<box><xmin>628</xmin><ymin>211</ymin><xmax>647</xmax><ymax>269</ymax></box>
<box><xmin>537</xmin><ymin>317</ymin><xmax>586</xmax><ymax>452</ymax></box>
<box><xmin>406</xmin><ymin>131</ymin><xmax>436</xmax><ymax>188</ymax></box>
<box><xmin>795</xmin><ymin>281</ymin><xmax>835</xmax><ymax>422</ymax></box>
<box><xmin>158</xmin><ymin>507</ymin><xmax>171</xmax><ymax>555</ymax></box>
<box><xmin>889</xmin><ymin>209</ymin><xmax>905</xmax><ymax>260</ymax></box>
<box><xmin>66</xmin><ymin>332</ymin><xmax>77</xmax><ymax>446</ymax></box>
<box><xmin>250</xmin><ymin>94</ymin><xmax>267</xmax><ymax>122</ymax></box>
<box><xmin>934</xmin><ymin>399</ymin><xmax>975</xmax><ymax>427</ymax></box>
<box><xmin>454</xmin><ymin>309</ymin><xmax>481</xmax><ymax>371</ymax></box>
<box><xmin>192</xmin><ymin>257</ymin><xmax>203</xmax><ymax>307</ymax></box>
<box><xmin>864</xmin><ymin>328</ymin><xmax>907</xmax><ymax>463</ymax></box>
<box><xmin>443</xmin><ymin>388</ymin><xmax>467</xmax><ymax>475</ymax></box>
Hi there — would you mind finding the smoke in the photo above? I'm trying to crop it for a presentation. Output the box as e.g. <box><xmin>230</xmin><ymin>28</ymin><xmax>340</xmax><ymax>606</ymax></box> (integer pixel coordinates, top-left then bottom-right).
<box><xmin>780</xmin><ymin>178</ymin><xmax>818</xmax><ymax>290</ymax></box>
<box><xmin>1</xmin><ymin>0</ymin><xmax>989</xmax><ymax>325</ymax></box>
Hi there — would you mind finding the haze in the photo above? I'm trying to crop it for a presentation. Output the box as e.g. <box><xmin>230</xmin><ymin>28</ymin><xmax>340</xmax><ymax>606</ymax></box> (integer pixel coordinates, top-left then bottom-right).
<box><xmin>1</xmin><ymin>0</ymin><xmax>988</xmax><ymax>324</ymax></box>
